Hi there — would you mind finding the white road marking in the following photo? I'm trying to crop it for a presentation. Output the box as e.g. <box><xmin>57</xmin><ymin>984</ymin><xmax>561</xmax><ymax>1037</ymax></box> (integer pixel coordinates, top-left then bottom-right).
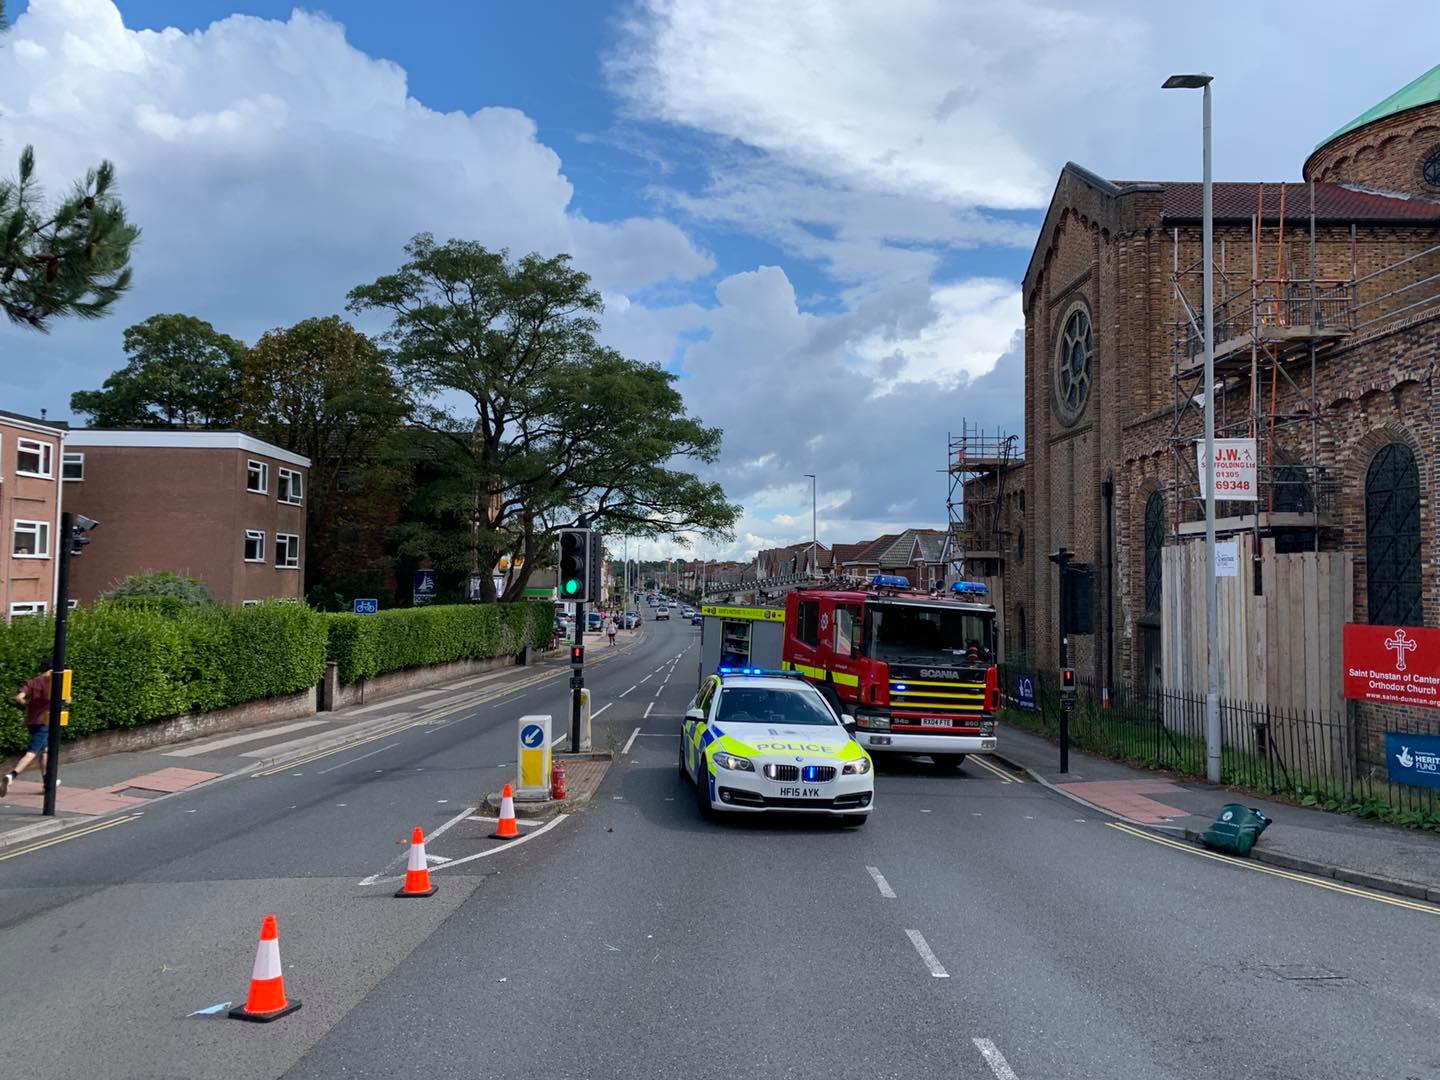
<box><xmin>552</xmin><ymin>731</ymin><xmax>568</xmax><ymax>746</ymax></box>
<box><xmin>654</xmin><ymin>685</ymin><xmax>663</xmax><ymax>697</ymax></box>
<box><xmin>973</xmin><ymin>1038</ymin><xmax>1020</xmax><ymax>1079</ymax></box>
<box><xmin>621</xmin><ymin>727</ymin><xmax>642</xmax><ymax>755</ymax></box>
<box><xmin>164</xmin><ymin>719</ymin><xmax>330</xmax><ymax>757</ymax></box>
<box><xmin>427</xmin><ymin>814</ymin><xmax>569</xmax><ymax>872</ymax></box>
<box><xmin>643</xmin><ymin>702</ymin><xmax>654</xmax><ymax>719</ymax></box>
<box><xmin>619</xmin><ymin>686</ymin><xmax>636</xmax><ymax>698</ymax></box>
<box><xmin>866</xmin><ymin>866</ymin><xmax>896</xmax><ymax>899</ymax></box>
<box><xmin>904</xmin><ymin>929</ymin><xmax>948</xmax><ymax>978</ymax></box>
<box><xmin>317</xmin><ymin>741</ymin><xmax>401</xmax><ymax>775</ymax></box>
<box><xmin>425</xmin><ymin>854</ymin><xmax>453</xmax><ymax>864</ymax></box>
<box><xmin>592</xmin><ymin>703</ymin><xmax>613</xmax><ymax>719</ymax></box>
<box><xmin>640</xmin><ymin>674</ymin><xmax>653</xmax><ymax>683</ymax></box>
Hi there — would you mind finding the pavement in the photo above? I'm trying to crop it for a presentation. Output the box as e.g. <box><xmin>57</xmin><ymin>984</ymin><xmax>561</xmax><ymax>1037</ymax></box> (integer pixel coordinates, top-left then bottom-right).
<box><xmin>3</xmin><ymin>623</ymin><xmax>1439</xmax><ymax>1079</ymax></box>
<box><xmin>995</xmin><ymin>719</ymin><xmax>1440</xmax><ymax>902</ymax></box>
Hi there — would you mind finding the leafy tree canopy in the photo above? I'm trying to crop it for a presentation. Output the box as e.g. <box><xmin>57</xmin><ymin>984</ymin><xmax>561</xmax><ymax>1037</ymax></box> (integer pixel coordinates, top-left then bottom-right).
<box><xmin>103</xmin><ymin>570</ymin><xmax>218</xmax><ymax>607</ymax></box>
<box><xmin>70</xmin><ymin>313</ymin><xmax>246</xmax><ymax>427</ymax></box>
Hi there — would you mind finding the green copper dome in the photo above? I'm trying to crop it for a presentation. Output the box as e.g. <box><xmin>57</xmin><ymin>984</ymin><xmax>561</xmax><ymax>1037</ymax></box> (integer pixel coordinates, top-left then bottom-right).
<box><xmin>1316</xmin><ymin>64</ymin><xmax>1440</xmax><ymax>151</ymax></box>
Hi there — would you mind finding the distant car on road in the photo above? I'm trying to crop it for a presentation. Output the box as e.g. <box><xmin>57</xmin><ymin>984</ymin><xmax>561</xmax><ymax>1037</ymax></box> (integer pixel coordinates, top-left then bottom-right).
<box><xmin>656</xmin><ymin>606</ymin><xmax>670</xmax><ymax>621</ymax></box>
<box><xmin>587</xmin><ymin>612</ymin><xmax>603</xmax><ymax>631</ymax></box>
<box><xmin>680</xmin><ymin>670</ymin><xmax>873</xmax><ymax>824</ymax></box>
<box><xmin>623</xmin><ymin>611</ymin><xmax>640</xmax><ymax>629</ymax></box>
<box><xmin>682</xmin><ymin>607</ymin><xmax>695</xmax><ymax>618</ymax></box>
<box><xmin>691</xmin><ymin>611</ymin><xmax>702</xmax><ymax>626</ymax></box>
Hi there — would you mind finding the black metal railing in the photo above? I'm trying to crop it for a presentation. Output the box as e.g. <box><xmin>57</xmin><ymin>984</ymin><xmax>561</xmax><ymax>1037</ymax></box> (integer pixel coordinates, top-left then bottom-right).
<box><xmin>999</xmin><ymin>665</ymin><xmax>1440</xmax><ymax>825</ymax></box>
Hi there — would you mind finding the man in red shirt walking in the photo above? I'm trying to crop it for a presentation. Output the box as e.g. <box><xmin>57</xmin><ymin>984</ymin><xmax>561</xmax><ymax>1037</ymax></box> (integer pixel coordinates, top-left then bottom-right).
<box><xmin>1</xmin><ymin>660</ymin><xmax>54</xmax><ymax>798</ymax></box>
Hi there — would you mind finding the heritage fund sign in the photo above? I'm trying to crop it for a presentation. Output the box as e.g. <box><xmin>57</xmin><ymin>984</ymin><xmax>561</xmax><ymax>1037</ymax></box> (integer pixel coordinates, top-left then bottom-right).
<box><xmin>1343</xmin><ymin>624</ymin><xmax>1440</xmax><ymax>710</ymax></box>
<box><xmin>1196</xmin><ymin>438</ymin><xmax>1258</xmax><ymax>501</ymax></box>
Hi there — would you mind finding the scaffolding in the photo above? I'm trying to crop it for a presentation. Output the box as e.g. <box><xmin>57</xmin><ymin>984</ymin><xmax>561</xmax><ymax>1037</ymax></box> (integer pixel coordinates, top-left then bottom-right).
<box><xmin>947</xmin><ymin>421</ymin><xmax>1021</xmax><ymax>577</ymax></box>
<box><xmin>1167</xmin><ymin>181</ymin><xmax>1440</xmax><ymax>551</ymax></box>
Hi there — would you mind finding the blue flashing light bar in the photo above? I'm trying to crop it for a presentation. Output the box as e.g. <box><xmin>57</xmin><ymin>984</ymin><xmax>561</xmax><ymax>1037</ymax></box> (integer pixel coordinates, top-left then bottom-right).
<box><xmin>871</xmin><ymin>574</ymin><xmax>911</xmax><ymax>589</ymax></box>
<box><xmin>950</xmin><ymin>581</ymin><xmax>990</xmax><ymax>596</ymax></box>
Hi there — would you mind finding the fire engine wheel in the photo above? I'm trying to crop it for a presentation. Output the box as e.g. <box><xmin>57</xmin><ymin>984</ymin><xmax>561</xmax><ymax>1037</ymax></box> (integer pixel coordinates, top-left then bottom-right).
<box><xmin>931</xmin><ymin>754</ymin><xmax>967</xmax><ymax>771</ymax></box>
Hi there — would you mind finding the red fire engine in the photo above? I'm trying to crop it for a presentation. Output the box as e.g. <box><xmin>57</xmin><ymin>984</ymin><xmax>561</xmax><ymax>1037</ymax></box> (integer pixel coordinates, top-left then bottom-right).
<box><xmin>781</xmin><ymin>575</ymin><xmax>1000</xmax><ymax>767</ymax></box>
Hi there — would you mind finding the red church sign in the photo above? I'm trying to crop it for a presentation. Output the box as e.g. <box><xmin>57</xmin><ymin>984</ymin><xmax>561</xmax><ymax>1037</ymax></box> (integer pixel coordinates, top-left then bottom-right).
<box><xmin>1343</xmin><ymin>623</ymin><xmax>1440</xmax><ymax>709</ymax></box>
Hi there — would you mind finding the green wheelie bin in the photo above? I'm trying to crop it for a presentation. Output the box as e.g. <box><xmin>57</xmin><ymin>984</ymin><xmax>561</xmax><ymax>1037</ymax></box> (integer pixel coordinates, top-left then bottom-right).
<box><xmin>1199</xmin><ymin>803</ymin><xmax>1272</xmax><ymax>857</ymax></box>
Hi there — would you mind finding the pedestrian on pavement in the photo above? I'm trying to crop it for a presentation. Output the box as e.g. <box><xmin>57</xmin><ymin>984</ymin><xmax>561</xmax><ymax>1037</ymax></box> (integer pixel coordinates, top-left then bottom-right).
<box><xmin>2</xmin><ymin>659</ymin><xmax>54</xmax><ymax>798</ymax></box>
<box><xmin>605</xmin><ymin>616</ymin><xmax>618</xmax><ymax>646</ymax></box>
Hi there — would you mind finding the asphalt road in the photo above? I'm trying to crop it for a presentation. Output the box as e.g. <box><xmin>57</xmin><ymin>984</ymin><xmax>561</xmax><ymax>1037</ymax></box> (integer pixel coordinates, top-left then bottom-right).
<box><xmin>4</xmin><ymin>614</ymin><xmax>1438</xmax><ymax>1079</ymax></box>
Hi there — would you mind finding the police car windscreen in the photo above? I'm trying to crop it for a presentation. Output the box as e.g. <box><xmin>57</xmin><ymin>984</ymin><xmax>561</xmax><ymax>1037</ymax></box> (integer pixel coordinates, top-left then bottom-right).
<box><xmin>867</xmin><ymin>604</ymin><xmax>993</xmax><ymax>665</ymax></box>
<box><xmin>715</xmin><ymin>688</ymin><xmax>839</xmax><ymax>727</ymax></box>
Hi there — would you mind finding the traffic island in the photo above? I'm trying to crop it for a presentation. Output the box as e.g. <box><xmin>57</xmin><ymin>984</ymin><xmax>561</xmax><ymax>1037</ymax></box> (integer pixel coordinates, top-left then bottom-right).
<box><xmin>480</xmin><ymin>751</ymin><xmax>614</xmax><ymax>820</ymax></box>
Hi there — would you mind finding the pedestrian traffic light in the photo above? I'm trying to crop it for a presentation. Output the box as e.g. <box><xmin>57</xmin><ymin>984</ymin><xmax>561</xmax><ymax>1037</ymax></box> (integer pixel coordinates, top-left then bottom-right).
<box><xmin>570</xmin><ymin>645</ymin><xmax>584</xmax><ymax>666</ymax></box>
<box><xmin>558</xmin><ymin>528</ymin><xmax>591</xmax><ymax>602</ymax></box>
<box><xmin>1060</xmin><ymin>667</ymin><xmax>1076</xmax><ymax>697</ymax></box>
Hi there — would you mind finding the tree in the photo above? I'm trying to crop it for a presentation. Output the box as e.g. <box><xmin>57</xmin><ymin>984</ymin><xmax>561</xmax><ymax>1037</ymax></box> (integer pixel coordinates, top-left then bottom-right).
<box><xmin>2</xmin><ymin>0</ymin><xmax>139</xmax><ymax>330</ymax></box>
<box><xmin>347</xmin><ymin>234</ymin><xmax>739</xmax><ymax>602</ymax></box>
<box><xmin>103</xmin><ymin>570</ymin><xmax>217</xmax><ymax>607</ymax></box>
<box><xmin>70</xmin><ymin>313</ymin><xmax>246</xmax><ymax>427</ymax></box>
<box><xmin>236</xmin><ymin>316</ymin><xmax>412</xmax><ymax>607</ymax></box>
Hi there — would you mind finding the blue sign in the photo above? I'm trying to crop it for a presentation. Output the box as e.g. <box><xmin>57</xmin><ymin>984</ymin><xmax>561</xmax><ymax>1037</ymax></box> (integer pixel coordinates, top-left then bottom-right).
<box><xmin>1385</xmin><ymin>732</ymin><xmax>1440</xmax><ymax>789</ymax></box>
<box><xmin>1015</xmin><ymin>672</ymin><xmax>1038</xmax><ymax>712</ymax></box>
<box><xmin>413</xmin><ymin>570</ymin><xmax>437</xmax><ymax>604</ymax></box>
<box><xmin>520</xmin><ymin>723</ymin><xmax>545</xmax><ymax>749</ymax></box>
<box><xmin>353</xmin><ymin>598</ymin><xmax>378</xmax><ymax>615</ymax></box>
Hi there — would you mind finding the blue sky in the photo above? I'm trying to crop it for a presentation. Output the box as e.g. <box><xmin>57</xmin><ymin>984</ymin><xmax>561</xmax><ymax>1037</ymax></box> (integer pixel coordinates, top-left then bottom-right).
<box><xmin>4</xmin><ymin>1</ymin><xmax>1438</xmax><ymax>560</ymax></box>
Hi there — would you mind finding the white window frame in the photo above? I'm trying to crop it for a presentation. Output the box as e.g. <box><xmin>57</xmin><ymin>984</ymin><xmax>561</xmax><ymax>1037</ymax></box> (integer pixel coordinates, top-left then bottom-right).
<box><xmin>247</xmin><ymin>459</ymin><xmax>269</xmax><ymax>494</ymax></box>
<box><xmin>67</xmin><ymin>599</ymin><xmax>79</xmax><ymax>611</ymax></box>
<box><xmin>12</xmin><ymin>519</ymin><xmax>51</xmax><ymax>559</ymax></box>
<box><xmin>275</xmin><ymin>532</ymin><xmax>301</xmax><ymax>569</ymax></box>
<box><xmin>15</xmin><ymin>437</ymin><xmax>54</xmax><ymax>479</ymax></box>
<box><xmin>9</xmin><ymin>601</ymin><xmax>48</xmax><ymax>618</ymax></box>
<box><xmin>244</xmin><ymin>529</ymin><xmax>266</xmax><ymax>563</ymax></box>
<box><xmin>242</xmin><ymin>600</ymin><xmax>261</xmax><ymax>607</ymax></box>
<box><xmin>277</xmin><ymin>467</ymin><xmax>304</xmax><ymax>505</ymax></box>
<box><xmin>61</xmin><ymin>452</ymin><xmax>85</xmax><ymax>481</ymax></box>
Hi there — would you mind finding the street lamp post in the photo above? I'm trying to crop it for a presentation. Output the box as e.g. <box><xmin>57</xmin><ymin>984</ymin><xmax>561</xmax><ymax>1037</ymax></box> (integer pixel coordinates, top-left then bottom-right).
<box><xmin>1164</xmin><ymin>72</ymin><xmax>1221</xmax><ymax>784</ymax></box>
<box><xmin>803</xmin><ymin>473</ymin><xmax>817</xmax><ymax>578</ymax></box>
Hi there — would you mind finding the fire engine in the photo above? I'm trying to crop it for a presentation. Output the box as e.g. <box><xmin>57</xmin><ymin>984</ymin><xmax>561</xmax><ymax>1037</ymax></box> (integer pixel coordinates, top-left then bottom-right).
<box><xmin>781</xmin><ymin>575</ymin><xmax>1000</xmax><ymax>767</ymax></box>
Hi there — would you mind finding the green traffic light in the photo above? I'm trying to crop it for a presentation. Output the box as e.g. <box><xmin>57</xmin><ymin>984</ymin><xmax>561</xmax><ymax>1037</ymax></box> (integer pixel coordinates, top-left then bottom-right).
<box><xmin>564</xmin><ymin>579</ymin><xmax>579</xmax><ymax>595</ymax></box>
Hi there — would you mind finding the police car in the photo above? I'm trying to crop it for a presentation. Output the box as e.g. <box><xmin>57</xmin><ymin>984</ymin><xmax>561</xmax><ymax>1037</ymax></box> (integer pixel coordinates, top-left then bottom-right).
<box><xmin>680</xmin><ymin>669</ymin><xmax>874</xmax><ymax>825</ymax></box>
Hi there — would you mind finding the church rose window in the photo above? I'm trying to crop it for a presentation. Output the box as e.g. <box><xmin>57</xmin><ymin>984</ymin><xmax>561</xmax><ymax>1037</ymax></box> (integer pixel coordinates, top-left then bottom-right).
<box><xmin>1365</xmin><ymin>442</ymin><xmax>1422</xmax><ymax>626</ymax></box>
<box><xmin>1054</xmin><ymin>304</ymin><xmax>1093</xmax><ymax>425</ymax></box>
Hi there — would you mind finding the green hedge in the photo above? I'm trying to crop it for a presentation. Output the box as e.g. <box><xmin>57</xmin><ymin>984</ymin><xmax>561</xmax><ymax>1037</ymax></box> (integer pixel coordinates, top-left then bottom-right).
<box><xmin>0</xmin><ymin>601</ymin><xmax>328</xmax><ymax>754</ymax></box>
<box><xmin>326</xmin><ymin>602</ymin><xmax>554</xmax><ymax>685</ymax></box>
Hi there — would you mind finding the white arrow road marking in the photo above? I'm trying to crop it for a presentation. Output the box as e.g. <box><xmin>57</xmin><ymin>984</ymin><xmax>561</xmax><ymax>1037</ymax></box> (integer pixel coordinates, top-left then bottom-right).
<box><xmin>355</xmin><ymin>805</ymin><xmax>477</xmax><ymax>886</ymax></box>
<box><xmin>904</xmin><ymin>929</ymin><xmax>948</xmax><ymax>978</ymax></box>
<box><xmin>865</xmin><ymin>866</ymin><xmax>896</xmax><ymax>898</ymax></box>
<box><xmin>973</xmin><ymin>1038</ymin><xmax>1020</xmax><ymax>1079</ymax></box>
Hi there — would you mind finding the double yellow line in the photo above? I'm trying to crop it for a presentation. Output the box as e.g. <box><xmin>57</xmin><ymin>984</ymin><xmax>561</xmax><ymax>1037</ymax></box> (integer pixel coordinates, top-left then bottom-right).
<box><xmin>969</xmin><ymin>755</ymin><xmax>1023</xmax><ymax>783</ymax></box>
<box><xmin>0</xmin><ymin>812</ymin><xmax>142</xmax><ymax>863</ymax></box>
<box><xmin>1107</xmin><ymin>821</ymin><xmax>1440</xmax><ymax>916</ymax></box>
<box><xmin>252</xmin><ymin>665</ymin><xmax>570</xmax><ymax>777</ymax></box>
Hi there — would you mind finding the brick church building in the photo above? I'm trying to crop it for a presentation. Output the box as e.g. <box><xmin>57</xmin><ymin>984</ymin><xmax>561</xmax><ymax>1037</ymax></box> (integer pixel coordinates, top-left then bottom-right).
<box><xmin>1010</xmin><ymin>64</ymin><xmax>1440</xmax><ymax>713</ymax></box>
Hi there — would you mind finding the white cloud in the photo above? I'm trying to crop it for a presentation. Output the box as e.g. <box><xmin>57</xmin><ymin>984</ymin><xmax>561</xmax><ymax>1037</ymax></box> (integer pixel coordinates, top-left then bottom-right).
<box><xmin>856</xmin><ymin>279</ymin><xmax>1020</xmax><ymax>386</ymax></box>
<box><xmin>0</xmin><ymin>0</ymin><xmax>712</xmax><ymax>407</ymax></box>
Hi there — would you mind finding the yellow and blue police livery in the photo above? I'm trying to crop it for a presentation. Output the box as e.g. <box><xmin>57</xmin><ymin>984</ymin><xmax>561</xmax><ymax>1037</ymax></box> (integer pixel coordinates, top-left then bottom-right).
<box><xmin>681</xmin><ymin>669</ymin><xmax>874</xmax><ymax>825</ymax></box>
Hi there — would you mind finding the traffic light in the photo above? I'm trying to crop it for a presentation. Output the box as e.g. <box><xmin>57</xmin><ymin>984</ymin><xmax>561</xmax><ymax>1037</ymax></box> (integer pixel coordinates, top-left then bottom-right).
<box><xmin>558</xmin><ymin>528</ymin><xmax>592</xmax><ymax>602</ymax></box>
<box><xmin>70</xmin><ymin>514</ymin><xmax>99</xmax><ymax>556</ymax></box>
<box><xmin>1060</xmin><ymin>667</ymin><xmax>1076</xmax><ymax>697</ymax></box>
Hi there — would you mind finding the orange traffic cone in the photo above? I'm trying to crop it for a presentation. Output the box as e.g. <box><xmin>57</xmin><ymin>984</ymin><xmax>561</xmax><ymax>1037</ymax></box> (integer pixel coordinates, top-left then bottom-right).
<box><xmin>395</xmin><ymin>826</ymin><xmax>438</xmax><ymax>898</ymax></box>
<box><xmin>1101</xmin><ymin>687</ymin><xmax>1113</xmax><ymax>710</ymax></box>
<box><xmin>493</xmin><ymin>783</ymin><xmax>519</xmax><ymax>839</ymax></box>
<box><xmin>229</xmin><ymin>915</ymin><xmax>301</xmax><ymax>1022</ymax></box>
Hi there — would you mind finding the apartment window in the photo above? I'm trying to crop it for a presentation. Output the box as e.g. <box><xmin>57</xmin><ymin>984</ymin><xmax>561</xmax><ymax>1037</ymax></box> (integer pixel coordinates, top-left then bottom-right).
<box><xmin>247</xmin><ymin>459</ymin><xmax>269</xmax><ymax>493</ymax></box>
<box><xmin>67</xmin><ymin>599</ymin><xmax>79</xmax><ymax>611</ymax></box>
<box><xmin>276</xmin><ymin>533</ymin><xmax>301</xmax><ymax>569</ymax></box>
<box><xmin>61</xmin><ymin>452</ymin><xmax>85</xmax><ymax>481</ymax></box>
<box><xmin>16</xmin><ymin>438</ymin><xmax>54</xmax><ymax>478</ymax></box>
<box><xmin>244</xmin><ymin>529</ymin><xmax>266</xmax><ymax>563</ymax></box>
<box><xmin>12</xmin><ymin>520</ymin><xmax>50</xmax><ymax>558</ymax></box>
<box><xmin>277</xmin><ymin>467</ymin><xmax>304</xmax><ymax>505</ymax></box>
<box><xmin>9</xmin><ymin>601</ymin><xmax>47</xmax><ymax>618</ymax></box>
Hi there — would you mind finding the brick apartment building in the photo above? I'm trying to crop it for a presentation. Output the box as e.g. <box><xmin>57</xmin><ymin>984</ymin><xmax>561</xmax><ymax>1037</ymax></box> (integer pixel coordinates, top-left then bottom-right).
<box><xmin>1</xmin><ymin>410</ymin><xmax>66</xmax><ymax>620</ymax></box>
<box><xmin>1017</xmin><ymin>63</ymin><xmax>1440</xmax><ymax>715</ymax></box>
<box><xmin>63</xmin><ymin>431</ymin><xmax>310</xmax><ymax>607</ymax></box>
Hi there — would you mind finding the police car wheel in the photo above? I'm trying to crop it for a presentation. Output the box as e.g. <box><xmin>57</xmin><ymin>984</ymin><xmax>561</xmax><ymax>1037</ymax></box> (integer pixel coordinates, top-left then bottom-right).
<box><xmin>694</xmin><ymin>766</ymin><xmax>716</xmax><ymax>821</ymax></box>
<box><xmin>678</xmin><ymin>738</ymin><xmax>690</xmax><ymax>780</ymax></box>
<box><xmin>932</xmin><ymin>754</ymin><xmax>966</xmax><ymax>770</ymax></box>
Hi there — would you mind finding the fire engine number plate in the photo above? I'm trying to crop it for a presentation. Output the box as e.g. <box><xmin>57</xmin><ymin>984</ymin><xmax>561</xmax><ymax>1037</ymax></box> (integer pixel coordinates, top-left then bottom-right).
<box><xmin>920</xmin><ymin>718</ymin><xmax>951</xmax><ymax>727</ymax></box>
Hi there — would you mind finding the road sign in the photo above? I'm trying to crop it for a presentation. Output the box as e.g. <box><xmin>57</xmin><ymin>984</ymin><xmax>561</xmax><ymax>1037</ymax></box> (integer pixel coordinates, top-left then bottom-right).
<box><xmin>1343</xmin><ymin>623</ymin><xmax>1440</xmax><ymax>710</ymax></box>
<box><xmin>413</xmin><ymin>569</ymin><xmax>437</xmax><ymax>605</ymax></box>
<box><xmin>1015</xmin><ymin>672</ymin><xmax>1037</xmax><ymax>711</ymax></box>
<box><xmin>515</xmin><ymin>714</ymin><xmax>552</xmax><ymax>799</ymax></box>
<box><xmin>1196</xmin><ymin>437</ymin><xmax>1258</xmax><ymax>501</ymax></box>
<box><xmin>1385</xmin><ymin>732</ymin><xmax>1440</xmax><ymax>788</ymax></box>
<box><xmin>353</xmin><ymin>598</ymin><xmax>378</xmax><ymax>615</ymax></box>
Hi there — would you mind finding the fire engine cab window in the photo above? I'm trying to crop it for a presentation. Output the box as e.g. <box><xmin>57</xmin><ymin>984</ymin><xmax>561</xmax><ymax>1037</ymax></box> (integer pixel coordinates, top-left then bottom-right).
<box><xmin>867</xmin><ymin>604</ymin><xmax>993</xmax><ymax>665</ymax></box>
<box><xmin>834</xmin><ymin>604</ymin><xmax>862</xmax><ymax>656</ymax></box>
<box><xmin>796</xmin><ymin>601</ymin><xmax>820</xmax><ymax>646</ymax></box>
<box><xmin>714</xmin><ymin>688</ymin><xmax>839</xmax><ymax>727</ymax></box>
